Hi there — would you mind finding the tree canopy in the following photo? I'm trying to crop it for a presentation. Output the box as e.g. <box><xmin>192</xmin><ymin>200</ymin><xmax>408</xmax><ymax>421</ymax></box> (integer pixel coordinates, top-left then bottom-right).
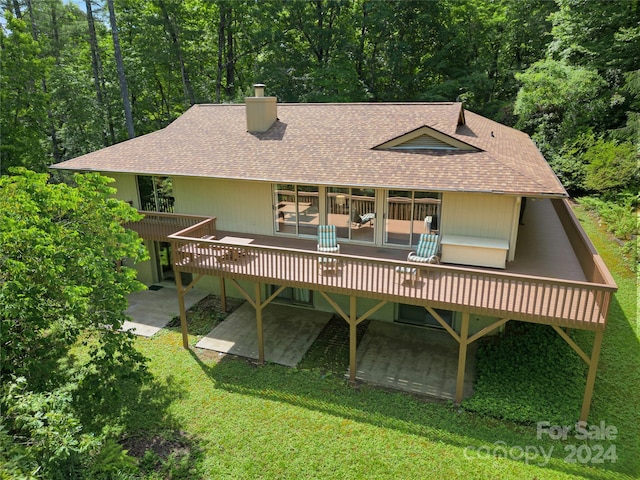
<box><xmin>0</xmin><ymin>169</ymin><xmax>149</xmax><ymax>477</ymax></box>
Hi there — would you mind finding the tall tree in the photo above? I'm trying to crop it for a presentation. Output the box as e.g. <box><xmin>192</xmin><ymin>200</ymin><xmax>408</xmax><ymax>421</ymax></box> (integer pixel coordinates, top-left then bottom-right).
<box><xmin>86</xmin><ymin>0</ymin><xmax>116</xmax><ymax>145</ymax></box>
<box><xmin>107</xmin><ymin>0</ymin><xmax>135</xmax><ymax>138</ymax></box>
<box><xmin>0</xmin><ymin>14</ymin><xmax>50</xmax><ymax>173</ymax></box>
<box><xmin>156</xmin><ymin>0</ymin><xmax>195</xmax><ymax>106</ymax></box>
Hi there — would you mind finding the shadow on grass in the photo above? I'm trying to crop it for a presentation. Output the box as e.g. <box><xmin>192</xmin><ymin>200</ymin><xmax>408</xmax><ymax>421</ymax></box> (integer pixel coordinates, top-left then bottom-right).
<box><xmin>187</xmin><ymin>348</ymin><xmax>633</xmax><ymax>480</ymax></box>
<box><xmin>115</xmin><ymin>366</ymin><xmax>207</xmax><ymax>477</ymax></box>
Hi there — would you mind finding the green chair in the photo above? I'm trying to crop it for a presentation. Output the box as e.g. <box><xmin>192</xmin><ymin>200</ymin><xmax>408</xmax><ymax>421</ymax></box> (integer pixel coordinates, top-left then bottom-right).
<box><xmin>407</xmin><ymin>234</ymin><xmax>440</xmax><ymax>264</ymax></box>
<box><xmin>317</xmin><ymin>225</ymin><xmax>340</xmax><ymax>254</ymax></box>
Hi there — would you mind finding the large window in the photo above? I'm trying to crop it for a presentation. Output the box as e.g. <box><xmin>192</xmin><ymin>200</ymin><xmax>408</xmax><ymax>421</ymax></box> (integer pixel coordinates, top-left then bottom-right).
<box><xmin>326</xmin><ymin>187</ymin><xmax>375</xmax><ymax>243</ymax></box>
<box><xmin>274</xmin><ymin>184</ymin><xmax>319</xmax><ymax>236</ymax></box>
<box><xmin>385</xmin><ymin>190</ymin><xmax>440</xmax><ymax>246</ymax></box>
<box><xmin>137</xmin><ymin>175</ymin><xmax>174</xmax><ymax>212</ymax></box>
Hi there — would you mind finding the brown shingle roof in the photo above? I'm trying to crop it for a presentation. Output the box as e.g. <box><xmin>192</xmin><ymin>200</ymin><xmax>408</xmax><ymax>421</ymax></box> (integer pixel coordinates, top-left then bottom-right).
<box><xmin>51</xmin><ymin>102</ymin><xmax>567</xmax><ymax>196</ymax></box>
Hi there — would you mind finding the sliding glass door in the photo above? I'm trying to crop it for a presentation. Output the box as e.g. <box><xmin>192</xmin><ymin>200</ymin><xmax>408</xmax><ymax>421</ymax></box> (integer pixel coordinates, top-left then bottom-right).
<box><xmin>326</xmin><ymin>187</ymin><xmax>376</xmax><ymax>243</ymax></box>
<box><xmin>385</xmin><ymin>190</ymin><xmax>441</xmax><ymax>246</ymax></box>
<box><xmin>137</xmin><ymin>175</ymin><xmax>174</xmax><ymax>212</ymax></box>
<box><xmin>274</xmin><ymin>184</ymin><xmax>319</xmax><ymax>236</ymax></box>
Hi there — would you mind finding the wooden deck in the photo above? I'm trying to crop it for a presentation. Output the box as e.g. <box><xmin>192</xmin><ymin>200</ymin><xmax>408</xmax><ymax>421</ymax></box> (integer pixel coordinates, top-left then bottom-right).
<box><xmin>172</xmin><ymin>236</ymin><xmax>610</xmax><ymax>330</ymax></box>
<box><xmin>130</xmin><ymin>198</ymin><xmax>615</xmax><ymax>331</ymax></box>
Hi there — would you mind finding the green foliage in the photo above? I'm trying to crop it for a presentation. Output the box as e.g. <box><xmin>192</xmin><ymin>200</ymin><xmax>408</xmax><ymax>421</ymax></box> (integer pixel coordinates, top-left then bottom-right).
<box><xmin>514</xmin><ymin>59</ymin><xmax>608</xmax><ymax>156</ymax></box>
<box><xmin>2</xmin><ymin>378</ymin><xmax>97</xmax><ymax>479</ymax></box>
<box><xmin>582</xmin><ymin>138</ymin><xmax>638</xmax><ymax>194</ymax></box>
<box><xmin>576</xmin><ymin>196</ymin><xmax>639</xmax><ymax>271</ymax></box>
<box><xmin>463</xmin><ymin>323</ymin><xmax>587</xmax><ymax>425</ymax></box>
<box><xmin>0</xmin><ymin>169</ymin><xmax>150</xmax><ymax>478</ymax></box>
<box><xmin>86</xmin><ymin>438</ymin><xmax>137</xmax><ymax>479</ymax></box>
<box><xmin>0</xmin><ymin>14</ymin><xmax>51</xmax><ymax>174</ymax></box>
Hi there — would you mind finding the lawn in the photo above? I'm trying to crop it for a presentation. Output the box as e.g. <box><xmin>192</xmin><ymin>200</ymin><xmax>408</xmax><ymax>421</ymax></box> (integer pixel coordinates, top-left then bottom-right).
<box><xmin>123</xmin><ymin>206</ymin><xmax>638</xmax><ymax>479</ymax></box>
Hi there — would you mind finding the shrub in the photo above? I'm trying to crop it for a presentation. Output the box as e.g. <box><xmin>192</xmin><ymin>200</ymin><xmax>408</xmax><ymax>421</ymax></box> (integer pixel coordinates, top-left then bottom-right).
<box><xmin>577</xmin><ymin>196</ymin><xmax>639</xmax><ymax>270</ymax></box>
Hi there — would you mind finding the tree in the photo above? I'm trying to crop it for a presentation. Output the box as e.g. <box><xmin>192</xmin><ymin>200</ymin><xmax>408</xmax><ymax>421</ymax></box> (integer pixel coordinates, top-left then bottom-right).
<box><xmin>0</xmin><ymin>14</ymin><xmax>51</xmax><ymax>174</ymax></box>
<box><xmin>582</xmin><ymin>137</ymin><xmax>638</xmax><ymax>195</ymax></box>
<box><xmin>514</xmin><ymin>58</ymin><xmax>607</xmax><ymax>157</ymax></box>
<box><xmin>107</xmin><ymin>0</ymin><xmax>135</xmax><ymax>138</ymax></box>
<box><xmin>0</xmin><ymin>169</ymin><xmax>149</xmax><ymax>477</ymax></box>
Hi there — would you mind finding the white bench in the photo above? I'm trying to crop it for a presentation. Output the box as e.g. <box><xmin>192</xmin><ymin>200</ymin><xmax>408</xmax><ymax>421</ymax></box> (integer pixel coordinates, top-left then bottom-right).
<box><xmin>440</xmin><ymin>235</ymin><xmax>509</xmax><ymax>269</ymax></box>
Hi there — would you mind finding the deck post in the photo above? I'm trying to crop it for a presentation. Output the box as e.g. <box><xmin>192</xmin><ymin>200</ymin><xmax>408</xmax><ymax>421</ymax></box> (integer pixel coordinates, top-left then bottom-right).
<box><xmin>255</xmin><ymin>282</ymin><xmax>265</xmax><ymax>364</ymax></box>
<box><xmin>220</xmin><ymin>277</ymin><xmax>227</xmax><ymax>312</ymax></box>
<box><xmin>175</xmin><ymin>270</ymin><xmax>189</xmax><ymax>349</ymax></box>
<box><xmin>349</xmin><ymin>296</ymin><xmax>357</xmax><ymax>383</ymax></box>
<box><xmin>580</xmin><ymin>329</ymin><xmax>604</xmax><ymax>422</ymax></box>
<box><xmin>455</xmin><ymin>312</ymin><xmax>470</xmax><ymax>403</ymax></box>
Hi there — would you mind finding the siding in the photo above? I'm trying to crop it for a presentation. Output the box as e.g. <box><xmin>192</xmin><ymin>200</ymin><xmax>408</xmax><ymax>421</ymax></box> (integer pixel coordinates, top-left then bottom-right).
<box><xmin>173</xmin><ymin>177</ymin><xmax>273</xmax><ymax>234</ymax></box>
<box><xmin>108</xmin><ymin>173</ymin><xmax>139</xmax><ymax>208</ymax></box>
<box><xmin>441</xmin><ymin>192</ymin><xmax>518</xmax><ymax>256</ymax></box>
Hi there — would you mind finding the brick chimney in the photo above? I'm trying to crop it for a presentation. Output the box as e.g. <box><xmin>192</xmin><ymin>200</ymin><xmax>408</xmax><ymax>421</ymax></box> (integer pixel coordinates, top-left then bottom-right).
<box><xmin>245</xmin><ymin>83</ymin><xmax>277</xmax><ymax>133</ymax></box>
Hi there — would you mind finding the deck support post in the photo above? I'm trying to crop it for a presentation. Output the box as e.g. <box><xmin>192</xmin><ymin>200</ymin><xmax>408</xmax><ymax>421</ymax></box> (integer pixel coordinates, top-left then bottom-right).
<box><xmin>220</xmin><ymin>277</ymin><xmax>227</xmax><ymax>312</ymax></box>
<box><xmin>255</xmin><ymin>282</ymin><xmax>265</xmax><ymax>365</ymax></box>
<box><xmin>175</xmin><ymin>270</ymin><xmax>189</xmax><ymax>349</ymax></box>
<box><xmin>455</xmin><ymin>312</ymin><xmax>470</xmax><ymax>403</ymax></box>
<box><xmin>580</xmin><ymin>329</ymin><xmax>604</xmax><ymax>422</ymax></box>
<box><xmin>348</xmin><ymin>296</ymin><xmax>357</xmax><ymax>383</ymax></box>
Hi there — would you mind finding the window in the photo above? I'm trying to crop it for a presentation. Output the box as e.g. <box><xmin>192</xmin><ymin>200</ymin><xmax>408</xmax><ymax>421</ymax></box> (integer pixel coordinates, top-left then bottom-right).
<box><xmin>274</xmin><ymin>184</ymin><xmax>319</xmax><ymax>236</ymax></box>
<box><xmin>385</xmin><ymin>190</ymin><xmax>440</xmax><ymax>246</ymax></box>
<box><xmin>137</xmin><ymin>176</ymin><xmax>174</xmax><ymax>212</ymax></box>
<box><xmin>326</xmin><ymin>187</ymin><xmax>375</xmax><ymax>243</ymax></box>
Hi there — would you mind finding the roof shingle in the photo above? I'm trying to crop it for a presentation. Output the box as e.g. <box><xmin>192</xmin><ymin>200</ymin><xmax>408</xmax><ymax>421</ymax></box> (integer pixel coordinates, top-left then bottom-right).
<box><xmin>52</xmin><ymin>102</ymin><xmax>567</xmax><ymax>196</ymax></box>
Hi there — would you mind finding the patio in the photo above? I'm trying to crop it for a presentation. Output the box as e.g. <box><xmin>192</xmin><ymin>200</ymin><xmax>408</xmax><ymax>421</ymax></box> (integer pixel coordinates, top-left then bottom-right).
<box><xmin>123</xmin><ymin>282</ymin><xmax>208</xmax><ymax>337</ymax></box>
<box><xmin>125</xmin><ymin>286</ymin><xmax>476</xmax><ymax>400</ymax></box>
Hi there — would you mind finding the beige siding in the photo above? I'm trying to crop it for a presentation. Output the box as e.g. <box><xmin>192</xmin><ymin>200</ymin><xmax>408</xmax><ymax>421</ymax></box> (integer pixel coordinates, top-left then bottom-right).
<box><xmin>173</xmin><ymin>177</ymin><xmax>273</xmax><ymax>234</ymax></box>
<box><xmin>136</xmin><ymin>240</ymin><xmax>158</xmax><ymax>285</ymax></box>
<box><xmin>106</xmin><ymin>173</ymin><xmax>139</xmax><ymax>208</ymax></box>
<box><xmin>441</xmin><ymin>192</ymin><xmax>518</xmax><ymax>256</ymax></box>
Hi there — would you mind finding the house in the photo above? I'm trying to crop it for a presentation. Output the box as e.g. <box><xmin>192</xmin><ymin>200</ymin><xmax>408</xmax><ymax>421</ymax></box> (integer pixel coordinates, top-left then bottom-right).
<box><xmin>52</xmin><ymin>84</ymin><xmax>617</xmax><ymax>421</ymax></box>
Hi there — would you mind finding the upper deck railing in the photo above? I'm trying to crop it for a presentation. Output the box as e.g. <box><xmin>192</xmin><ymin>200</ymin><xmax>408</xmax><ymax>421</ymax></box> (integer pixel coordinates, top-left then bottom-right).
<box><xmin>166</xmin><ymin>200</ymin><xmax>616</xmax><ymax>332</ymax></box>
<box><xmin>124</xmin><ymin>211</ymin><xmax>216</xmax><ymax>242</ymax></box>
<box><xmin>123</xmin><ymin>200</ymin><xmax>616</xmax><ymax>331</ymax></box>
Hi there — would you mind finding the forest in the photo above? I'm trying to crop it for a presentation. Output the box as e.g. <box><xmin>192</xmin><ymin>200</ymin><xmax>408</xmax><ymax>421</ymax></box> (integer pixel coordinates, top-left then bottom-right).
<box><xmin>0</xmin><ymin>1</ymin><xmax>638</xmax><ymax>477</ymax></box>
<box><xmin>1</xmin><ymin>0</ymin><xmax>638</xmax><ymax>258</ymax></box>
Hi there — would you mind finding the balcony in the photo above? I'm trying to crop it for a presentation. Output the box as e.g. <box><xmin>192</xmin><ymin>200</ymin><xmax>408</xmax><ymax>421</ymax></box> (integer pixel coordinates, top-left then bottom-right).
<box><xmin>124</xmin><ymin>211</ymin><xmax>216</xmax><ymax>242</ymax></box>
<box><xmin>137</xmin><ymin>198</ymin><xmax>616</xmax><ymax>332</ymax></box>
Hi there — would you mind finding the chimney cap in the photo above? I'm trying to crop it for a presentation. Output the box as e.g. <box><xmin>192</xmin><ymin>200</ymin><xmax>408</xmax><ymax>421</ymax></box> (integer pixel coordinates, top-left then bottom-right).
<box><xmin>253</xmin><ymin>83</ymin><xmax>266</xmax><ymax>97</ymax></box>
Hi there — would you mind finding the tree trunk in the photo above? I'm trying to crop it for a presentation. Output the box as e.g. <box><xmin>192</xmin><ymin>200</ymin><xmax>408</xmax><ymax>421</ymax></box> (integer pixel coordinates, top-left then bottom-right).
<box><xmin>85</xmin><ymin>0</ymin><xmax>113</xmax><ymax>146</ymax></box>
<box><xmin>11</xmin><ymin>0</ymin><xmax>22</xmax><ymax>18</ymax></box>
<box><xmin>107</xmin><ymin>0</ymin><xmax>135</xmax><ymax>139</ymax></box>
<box><xmin>158</xmin><ymin>0</ymin><xmax>195</xmax><ymax>107</ymax></box>
<box><xmin>225</xmin><ymin>6</ymin><xmax>234</xmax><ymax>97</ymax></box>
<box><xmin>215</xmin><ymin>3</ymin><xmax>226</xmax><ymax>103</ymax></box>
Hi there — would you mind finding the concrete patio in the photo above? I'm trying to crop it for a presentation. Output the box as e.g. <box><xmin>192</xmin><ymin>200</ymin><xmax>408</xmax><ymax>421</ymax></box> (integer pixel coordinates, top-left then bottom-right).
<box><xmin>196</xmin><ymin>302</ymin><xmax>332</xmax><ymax>367</ymax></box>
<box><xmin>195</xmin><ymin>301</ymin><xmax>476</xmax><ymax>400</ymax></box>
<box><xmin>125</xmin><ymin>288</ymin><xmax>477</xmax><ymax>400</ymax></box>
<box><xmin>123</xmin><ymin>282</ymin><xmax>208</xmax><ymax>337</ymax></box>
<box><xmin>355</xmin><ymin>321</ymin><xmax>477</xmax><ymax>400</ymax></box>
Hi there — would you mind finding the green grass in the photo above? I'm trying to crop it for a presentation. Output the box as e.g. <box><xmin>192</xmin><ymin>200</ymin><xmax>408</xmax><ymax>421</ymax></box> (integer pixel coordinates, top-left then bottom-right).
<box><xmin>122</xmin><ymin>205</ymin><xmax>638</xmax><ymax>479</ymax></box>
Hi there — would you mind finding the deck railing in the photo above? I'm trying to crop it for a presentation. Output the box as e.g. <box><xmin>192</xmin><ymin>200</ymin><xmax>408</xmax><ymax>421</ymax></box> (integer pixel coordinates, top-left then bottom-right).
<box><xmin>124</xmin><ymin>211</ymin><xmax>216</xmax><ymax>242</ymax></box>
<box><xmin>169</xmin><ymin>235</ymin><xmax>615</xmax><ymax>331</ymax></box>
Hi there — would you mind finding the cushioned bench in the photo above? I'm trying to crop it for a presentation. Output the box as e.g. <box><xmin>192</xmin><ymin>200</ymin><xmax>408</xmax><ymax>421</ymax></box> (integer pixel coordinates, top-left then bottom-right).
<box><xmin>440</xmin><ymin>235</ymin><xmax>509</xmax><ymax>269</ymax></box>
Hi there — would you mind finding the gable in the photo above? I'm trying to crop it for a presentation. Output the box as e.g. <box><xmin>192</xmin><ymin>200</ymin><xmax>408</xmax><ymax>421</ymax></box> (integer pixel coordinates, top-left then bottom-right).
<box><xmin>374</xmin><ymin>126</ymin><xmax>479</xmax><ymax>151</ymax></box>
